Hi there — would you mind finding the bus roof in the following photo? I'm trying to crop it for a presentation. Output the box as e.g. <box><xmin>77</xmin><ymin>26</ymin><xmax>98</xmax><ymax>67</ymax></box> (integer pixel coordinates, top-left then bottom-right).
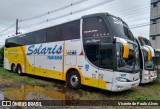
<box><xmin>81</xmin><ymin>12</ymin><xmax>122</xmax><ymax>20</ymax></box>
<box><xmin>7</xmin><ymin>12</ymin><xmax>124</xmax><ymax>40</ymax></box>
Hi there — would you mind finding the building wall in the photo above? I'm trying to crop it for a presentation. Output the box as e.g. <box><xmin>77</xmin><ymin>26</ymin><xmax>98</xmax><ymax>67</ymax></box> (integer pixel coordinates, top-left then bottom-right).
<box><xmin>150</xmin><ymin>0</ymin><xmax>160</xmax><ymax>49</ymax></box>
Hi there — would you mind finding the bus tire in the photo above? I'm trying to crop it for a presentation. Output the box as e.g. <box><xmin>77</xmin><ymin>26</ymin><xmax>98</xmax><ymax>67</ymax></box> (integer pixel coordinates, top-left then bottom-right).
<box><xmin>67</xmin><ymin>70</ymin><xmax>81</xmax><ymax>89</ymax></box>
<box><xmin>17</xmin><ymin>65</ymin><xmax>23</xmax><ymax>75</ymax></box>
<box><xmin>11</xmin><ymin>64</ymin><xmax>16</xmax><ymax>73</ymax></box>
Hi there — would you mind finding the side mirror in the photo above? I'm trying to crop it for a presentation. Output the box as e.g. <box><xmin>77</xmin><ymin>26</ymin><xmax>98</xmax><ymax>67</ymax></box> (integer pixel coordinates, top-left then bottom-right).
<box><xmin>123</xmin><ymin>43</ymin><xmax>129</xmax><ymax>59</ymax></box>
<box><xmin>115</xmin><ymin>37</ymin><xmax>129</xmax><ymax>59</ymax></box>
<box><xmin>147</xmin><ymin>50</ymin><xmax>151</xmax><ymax>61</ymax></box>
<box><xmin>141</xmin><ymin>47</ymin><xmax>152</xmax><ymax>61</ymax></box>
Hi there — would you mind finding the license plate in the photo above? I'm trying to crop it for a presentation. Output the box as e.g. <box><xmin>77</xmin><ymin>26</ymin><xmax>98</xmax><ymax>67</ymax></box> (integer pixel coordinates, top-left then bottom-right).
<box><xmin>131</xmin><ymin>84</ymin><xmax>136</xmax><ymax>88</ymax></box>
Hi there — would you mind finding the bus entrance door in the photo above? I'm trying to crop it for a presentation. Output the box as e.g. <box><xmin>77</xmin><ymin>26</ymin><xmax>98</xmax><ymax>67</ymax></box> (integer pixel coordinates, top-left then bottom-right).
<box><xmin>98</xmin><ymin>43</ymin><xmax>114</xmax><ymax>90</ymax></box>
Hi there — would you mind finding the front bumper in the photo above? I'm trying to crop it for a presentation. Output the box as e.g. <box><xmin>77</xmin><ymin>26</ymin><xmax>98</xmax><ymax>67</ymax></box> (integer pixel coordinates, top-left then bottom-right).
<box><xmin>150</xmin><ymin>72</ymin><xmax>157</xmax><ymax>82</ymax></box>
<box><xmin>111</xmin><ymin>79</ymin><xmax>140</xmax><ymax>92</ymax></box>
<box><xmin>141</xmin><ymin>70</ymin><xmax>157</xmax><ymax>84</ymax></box>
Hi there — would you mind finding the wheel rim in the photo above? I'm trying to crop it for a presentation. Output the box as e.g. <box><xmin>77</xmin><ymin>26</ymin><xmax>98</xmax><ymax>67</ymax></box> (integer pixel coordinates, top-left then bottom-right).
<box><xmin>18</xmin><ymin>67</ymin><xmax>21</xmax><ymax>74</ymax></box>
<box><xmin>70</xmin><ymin>75</ymin><xmax>79</xmax><ymax>87</ymax></box>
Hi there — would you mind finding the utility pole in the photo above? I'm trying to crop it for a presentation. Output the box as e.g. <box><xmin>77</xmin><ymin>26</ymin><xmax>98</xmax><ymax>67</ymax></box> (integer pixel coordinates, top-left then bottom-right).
<box><xmin>16</xmin><ymin>19</ymin><xmax>18</xmax><ymax>35</ymax></box>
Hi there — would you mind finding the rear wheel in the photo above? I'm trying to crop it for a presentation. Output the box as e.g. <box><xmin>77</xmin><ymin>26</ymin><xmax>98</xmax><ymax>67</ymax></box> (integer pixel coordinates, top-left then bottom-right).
<box><xmin>67</xmin><ymin>70</ymin><xmax>81</xmax><ymax>89</ymax></box>
<box><xmin>11</xmin><ymin>64</ymin><xmax>16</xmax><ymax>73</ymax></box>
<box><xmin>17</xmin><ymin>65</ymin><xmax>23</xmax><ymax>75</ymax></box>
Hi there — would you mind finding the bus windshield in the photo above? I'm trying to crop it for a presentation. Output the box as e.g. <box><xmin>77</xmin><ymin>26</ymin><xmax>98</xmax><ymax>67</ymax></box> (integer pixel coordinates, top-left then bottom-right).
<box><xmin>107</xmin><ymin>16</ymin><xmax>134</xmax><ymax>41</ymax></box>
<box><xmin>117</xmin><ymin>43</ymin><xmax>140</xmax><ymax>73</ymax></box>
<box><xmin>138</xmin><ymin>37</ymin><xmax>152</xmax><ymax>46</ymax></box>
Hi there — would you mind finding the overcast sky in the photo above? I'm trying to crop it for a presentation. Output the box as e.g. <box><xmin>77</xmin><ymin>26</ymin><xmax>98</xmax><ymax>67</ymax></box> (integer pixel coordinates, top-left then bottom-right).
<box><xmin>0</xmin><ymin>0</ymin><xmax>150</xmax><ymax>46</ymax></box>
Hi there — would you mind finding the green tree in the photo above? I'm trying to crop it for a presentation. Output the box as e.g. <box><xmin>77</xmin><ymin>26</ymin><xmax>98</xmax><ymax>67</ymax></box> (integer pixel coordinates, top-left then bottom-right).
<box><xmin>0</xmin><ymin>46</ymin><xmax>4</xmax><ymax>67</ymax></box>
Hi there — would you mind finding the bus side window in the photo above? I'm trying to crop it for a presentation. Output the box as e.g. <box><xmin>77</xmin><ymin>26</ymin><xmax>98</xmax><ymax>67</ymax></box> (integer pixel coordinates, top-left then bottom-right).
<box><xmin>62</xmin><ymin>20</ymin><xmax>80</xmax><ymax>40</ymax></box>
<box><xmin>35</xmin><ymin>30</ymin><xmax>47</xmax><ymax>44</ymax></box>
<box><xmin>83</xmin><ymin>17</ymin><xmax>109</xmax><ymax>38</ymax></box>
<box><xmin>25</xmin><ymin>33</ymin><xmax>35</xmax><ymax>45</ymax></box>
<box><xmin>47</xmin><ymin>26</ymin><xmax>62</xmax><ymax>42</ymax></box>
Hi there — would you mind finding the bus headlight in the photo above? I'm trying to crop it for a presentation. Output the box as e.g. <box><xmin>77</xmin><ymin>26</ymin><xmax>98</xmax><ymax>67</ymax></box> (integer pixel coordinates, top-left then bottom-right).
<box><xmin>116</xmin><ymin>77</ymin><xmax>128</xmax><ymax>82</ymax></box>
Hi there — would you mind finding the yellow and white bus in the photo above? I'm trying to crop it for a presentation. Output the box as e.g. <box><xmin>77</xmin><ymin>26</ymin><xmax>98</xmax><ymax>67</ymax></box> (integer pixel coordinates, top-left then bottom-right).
<box><xmin>135</xmin><ymin>36</ymin><xmax>157</xmax><ymax>83</ymax></box>
<box><xmin>4</xmin><ymin>13</ymin><xmax>141</xmax><ymax>92</ymax></box>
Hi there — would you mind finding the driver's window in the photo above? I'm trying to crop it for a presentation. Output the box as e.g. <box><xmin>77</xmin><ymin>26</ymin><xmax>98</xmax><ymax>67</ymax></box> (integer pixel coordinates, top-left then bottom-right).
<box><xmin>84</xmin><ymin>43</ymin><xmax>113</xmax><ymax>69</ymax></box>
<box><xmin>84</xmin><ymin>44</ymin><xmax>99</xmax><ymax>67</ymax></box>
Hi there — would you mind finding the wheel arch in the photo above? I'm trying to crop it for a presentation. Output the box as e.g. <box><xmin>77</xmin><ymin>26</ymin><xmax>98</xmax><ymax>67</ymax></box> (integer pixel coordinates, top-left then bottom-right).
<box><xmin>65</xmin><ymin>66</ymin><xmax>84</xmax><ymax>84</ymax></box>
<box><xmin>16</xmin><ymin>63</ymin><xmax>25</xmax><ymax>73</ymax></box>
<box><xmin>11</xmin><ymin>63</ymin><xmax>16</xmax><ymax>68</ymax></box>
<box><xmin>11</xmin><ymin>63</ymin><xmax>16</xmax><ymax>72</ymax></box>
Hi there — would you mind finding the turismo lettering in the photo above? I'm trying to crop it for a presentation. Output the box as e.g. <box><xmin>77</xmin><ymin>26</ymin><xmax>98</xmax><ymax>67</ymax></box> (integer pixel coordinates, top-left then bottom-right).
<box><xmin>27</xmin><ymin>44</ymin><xmax>62</xmax><ymax>55</ymax></box>
<box><xmin>47</xmin><ymin>56</ymin><xmax>62</xmax><ymax>60</ymax></box>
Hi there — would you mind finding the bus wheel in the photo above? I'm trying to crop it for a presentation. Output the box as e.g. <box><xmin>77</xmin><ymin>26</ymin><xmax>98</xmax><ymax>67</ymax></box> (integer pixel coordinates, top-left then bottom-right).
<box><xmin>17</xmin><ymin>65</ymin><xmax>23</xmax><ymax>75</ymax></box>
<box><xmin>67</xmin><ymin>70</ymin><xmax>81</xmax><ymax>89</ymax></box>
<box><xmin>11</xmin><ymin>64</ymin><xmax>16</xmax><ymax>73</ymax></box>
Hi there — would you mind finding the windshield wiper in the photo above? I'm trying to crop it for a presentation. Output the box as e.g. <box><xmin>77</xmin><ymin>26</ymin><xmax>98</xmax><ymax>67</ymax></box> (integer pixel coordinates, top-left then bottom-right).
<box><xmin>118</xmin><ymin>65</ymin><xmax>133</xmax><ymax>73</ymax></box>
